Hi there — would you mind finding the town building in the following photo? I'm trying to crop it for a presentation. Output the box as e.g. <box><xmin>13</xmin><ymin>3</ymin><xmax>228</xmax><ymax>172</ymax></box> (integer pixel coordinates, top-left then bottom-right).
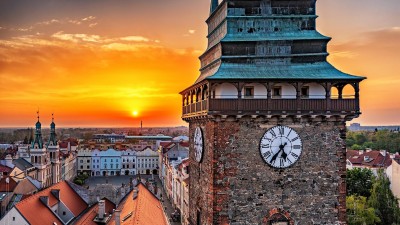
<box><xmin>387</xmin><ymin>154</ymin><xmax>400</xmax><ymax>204</ymax></box>
<box><xmin>99</xmin><ymin>149</ymin><xmax>122</xmax><ymax>176</ymax></box>
<box><xmin>121</xmin><ymin>149</ymin><xmax>137</xmax><ymax>176</ymax></box>
<box><xmin>74</xmin><ymin>183</ymin><xmax>168</xmax><ymax>225</ymax></box>
<box><xmin>346</xmin><ymin>149</ymin><xmax>392</xmax><ymax>173</ymax></box>
<box><xmin>0</xmin><ymin>181</ymin><xmax>88</xmax><ymax>225</ymax></box>
<box><xmin>180</xmin><ymin>0</ymin><xmax>364</xmax><ymax>224</ymax></box>
<box><xmin>77</xmin><ymin>149</ymin><xmax>92</xmax><ymax>175</ymax></box>
<box><xmin>136</xmin><ymin>147</ymin><xmax>159</xmax><ymax>175</ymax></box>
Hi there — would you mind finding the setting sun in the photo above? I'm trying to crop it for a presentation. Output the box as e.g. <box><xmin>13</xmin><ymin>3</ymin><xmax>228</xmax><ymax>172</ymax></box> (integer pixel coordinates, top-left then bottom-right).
<box><xmin>132</xmin><ymin>111</ymin><xmax>139</xmax><ymax>117</ymax></box>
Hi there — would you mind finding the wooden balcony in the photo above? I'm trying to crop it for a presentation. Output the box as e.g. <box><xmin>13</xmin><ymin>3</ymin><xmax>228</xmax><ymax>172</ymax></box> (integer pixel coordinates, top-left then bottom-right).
<box><xmin>182</xmin><ymin>98</ymin><xmax>359</xmax><ymax>119</ymax></box>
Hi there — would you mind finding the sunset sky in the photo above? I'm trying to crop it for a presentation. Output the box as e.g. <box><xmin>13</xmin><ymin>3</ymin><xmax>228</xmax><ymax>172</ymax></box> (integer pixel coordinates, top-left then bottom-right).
<box><xmin>0</xmin><ymin>0</ymin><xmax>399</xmax><ymax>127</ymax></box>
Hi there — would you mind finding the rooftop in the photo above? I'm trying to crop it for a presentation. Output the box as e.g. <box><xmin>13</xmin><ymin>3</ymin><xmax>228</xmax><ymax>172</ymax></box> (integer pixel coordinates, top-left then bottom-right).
<box><xmin>15</xmin><ymin>181</ymin><xmax>88</xmax><ymax>225</ymax></box>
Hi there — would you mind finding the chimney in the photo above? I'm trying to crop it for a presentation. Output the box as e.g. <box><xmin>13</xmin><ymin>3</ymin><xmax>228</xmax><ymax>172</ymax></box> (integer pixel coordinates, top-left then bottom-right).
<box><xmin>98</xmin><ymin>200</ymin><xmax>105</xmax><ymax>219</ymax></box>
<box><xmin>114</xmin><ymin>210</ymin><xmax>121</xmax><ymax>225</ymax></box>
<box><xmin>133</xmin><ymin>189</ymin><xmax>138</xmax><ymax>200</ymax></box>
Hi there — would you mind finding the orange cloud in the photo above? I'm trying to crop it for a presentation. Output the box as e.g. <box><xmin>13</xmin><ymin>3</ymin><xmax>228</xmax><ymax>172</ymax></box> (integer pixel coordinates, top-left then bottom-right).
<box><xmin>0</xmin><ymin>33</ymin><xmax>199</xmax><ymax>127</ymax></box>
<box><xmin>329</xmin><ymin>27</ymin><xmax>400</xmax><ymax>125</ymax></box>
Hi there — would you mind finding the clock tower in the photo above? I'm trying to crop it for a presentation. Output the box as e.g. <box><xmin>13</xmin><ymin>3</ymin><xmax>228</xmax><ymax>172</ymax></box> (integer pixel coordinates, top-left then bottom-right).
<box><xmin>180</xmin><ymin>0</ymin><xmax>365</xmax><ymax>224</ymax></box>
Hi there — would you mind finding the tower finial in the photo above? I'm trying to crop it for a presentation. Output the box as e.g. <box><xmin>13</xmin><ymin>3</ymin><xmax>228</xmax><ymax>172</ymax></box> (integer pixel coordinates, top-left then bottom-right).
<box><xmin>210</xmin><ymin>0</ymin><xmax>218</xmax><ymax>14</ymax></box>
<box><xmin>37</xmin><ymin>109</ymin><xmax>40</xmax><ymax>122</ymax></box>
<box><xmin>52</xmin><ymin>113</ymin><xmax>54</xmax><ymax>122</ymax></box>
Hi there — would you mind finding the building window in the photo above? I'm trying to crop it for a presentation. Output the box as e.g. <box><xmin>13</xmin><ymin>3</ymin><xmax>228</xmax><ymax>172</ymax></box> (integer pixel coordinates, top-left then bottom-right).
<box><xmin>87</xmin><ymin>165</ymin><xmax>90</xmax><ymax>169</ymax></box>
<box><xmin>80</xmin><ymin>160</ymin><xmax>83</xmax><ymax>163</ymax></box>
<box><xmin>111</xmin><ymin>159</ymin><xmax>113</xmax><ymax>162</ymax></box>
<box><xmin>273</xmin><ymin>87</ymin><xmax>281</xmax><ymax>98</ymax></box>
<box><xmin>80</xmin><ymin>166</ymin><xmax>83</xmax><ymax>169</ymax></box>
<box><xmin>123</xmin><ymin>165</ymin><xmax>125</xmax><ymax>169</ymax></box>
<box><xmin>87</xmin><ymin>160</ymin><xmax>90</xmax><ymax>163</ymax></box>
<box><xmin>13</xmin><ymin>217</ymin><xmax>15</xmax><ymax>221</ymax></box>
<box><xmin>301</xmin><ymin>86</ymin><xmax>309</xmax><ymax>98</ymax></box>
<box><xmin>244</xmin><ymin>86</ymin><xmax>254</xmax><ymax>98</ymax></box>
<box><xmin>63</xmin><ymin>211</ymin><xmax>66</xmax><ymax>216</ymax></box>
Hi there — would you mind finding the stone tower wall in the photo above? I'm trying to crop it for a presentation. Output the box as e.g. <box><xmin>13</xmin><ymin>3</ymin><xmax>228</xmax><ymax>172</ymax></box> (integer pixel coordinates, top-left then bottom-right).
<box><xmin>189</xmin><ymin>117</ymin><xmax>347</xmax><ymax>225</ymax></box>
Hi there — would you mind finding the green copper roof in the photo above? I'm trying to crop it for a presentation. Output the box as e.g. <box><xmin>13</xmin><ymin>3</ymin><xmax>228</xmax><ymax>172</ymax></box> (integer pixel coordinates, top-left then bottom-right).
<box><xmin>205</xmin><ymin>62</ymin><xmax>365</xmax><ymax>81</ymax></box>
<box><xmin>222</xmin><ymin>31</ymin><xmax>330</xmax><ymax>42</ymax></box>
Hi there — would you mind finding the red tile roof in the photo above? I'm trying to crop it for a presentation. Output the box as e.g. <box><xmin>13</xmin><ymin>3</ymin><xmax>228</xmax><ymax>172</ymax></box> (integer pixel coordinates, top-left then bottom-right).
<box><xmin>178</xmin><ymin>158</ymin><xmax>190</xmax><ymax>170</ymax></box>
<box><xmin>108</xmin><ymin>183</ymin><xmax>168</xmax><ymax>225</ymax></box>
<box><xmin>74</xmin><ymin>198</ymin><xmax>116</xmax><ymax>225</ymax></box>
<box><xmin>15</xmin><ymin>181</ymin><xmax>88</xmax><ymax>225</ymax></box>
<box><xmin>346</xmin><ymin>150</ymin><xmax>360</xmax><ymax>159</ymax></box>
<box><xmin>347</xmin><ymin>150</ymin><xmax>392</xmax><ymax>168</ymax></box>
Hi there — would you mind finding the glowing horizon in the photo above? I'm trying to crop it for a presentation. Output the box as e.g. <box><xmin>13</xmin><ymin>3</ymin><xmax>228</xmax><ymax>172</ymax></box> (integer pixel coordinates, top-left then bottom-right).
<box><xmin>0</xmin><ymin>0</ymin><xmax>399</xmax><ymax>127</ymax></box>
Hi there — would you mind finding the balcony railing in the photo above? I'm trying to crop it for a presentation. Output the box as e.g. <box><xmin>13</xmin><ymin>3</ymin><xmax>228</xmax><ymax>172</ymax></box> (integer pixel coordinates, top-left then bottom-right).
<box><xmin>182</xmin><ymin>98</ymin><xmax>359</xmax><ymax>117</ymax></box>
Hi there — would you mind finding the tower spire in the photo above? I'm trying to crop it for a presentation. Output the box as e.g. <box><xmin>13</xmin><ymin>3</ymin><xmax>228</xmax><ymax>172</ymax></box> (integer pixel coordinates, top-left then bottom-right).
<box><xmin>49</xmin><ymin>113</ymin><xmax>57</xmax><ymax>146</ymax></box>
<box><xmin>32</xmin><ymin>111</ymin><xmax>43</xmax><ymax>148</ymax></box>
<box><xmin>210</xmin><ymin>0</ymin><xmax>218</xmax><ymax>14</ymax></box>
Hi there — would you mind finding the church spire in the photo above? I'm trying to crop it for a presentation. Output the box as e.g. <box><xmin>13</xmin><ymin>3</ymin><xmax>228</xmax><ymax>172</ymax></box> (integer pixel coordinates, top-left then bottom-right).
<box><xmin>210</xmin><ymin>0</ymin><xmax>218</xmax><ymax>14</ymax></box>
<box><xmin>48</xmin><ymin>113</ymin><xmax>57</xmax><ymax>146</ymax></box>
<box><xmin>32</xmin><ymin>111</ymin><xmax>43</xmax><ymax>148</ymax></box>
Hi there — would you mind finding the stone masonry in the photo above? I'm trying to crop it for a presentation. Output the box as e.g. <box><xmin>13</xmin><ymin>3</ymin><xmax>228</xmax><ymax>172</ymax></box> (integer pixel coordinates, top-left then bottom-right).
<box><xmin>189</xmin><ymin>116</ymin><xmax>347</xmax><ymax>225</ymax></box>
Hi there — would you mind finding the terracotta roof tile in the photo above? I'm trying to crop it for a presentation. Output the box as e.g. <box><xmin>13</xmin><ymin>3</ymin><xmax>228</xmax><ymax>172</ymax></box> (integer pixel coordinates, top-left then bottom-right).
<box><xmin>348</xmin><ymin>150</ymin><xmax>392</xmax><ymax>168</ymax></box>
<box><xmin>74</xmin><ymin>198</ymin><xmax>115</xmax><ymax>225</ymax></box>
<box><xmin>108</xmin><ymin>183</ymin><xmax>168</xmax><ymax>225</ymax></box>
<box><xmin>15</xmin><ymin>181</ymin><xmax>88</xmax><ymax>225</ymax></box>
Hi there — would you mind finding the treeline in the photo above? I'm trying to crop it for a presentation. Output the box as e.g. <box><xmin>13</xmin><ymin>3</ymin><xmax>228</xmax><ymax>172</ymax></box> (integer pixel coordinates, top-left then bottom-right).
<box><xmin>347</xmin><ymin>168</ymin><xmax>400</xmax><ymax>224</ymax></box>
<box><xmin>347</xmin><ymin>130</ymin><xmax>400</xmax><ymax>153</ymax></box>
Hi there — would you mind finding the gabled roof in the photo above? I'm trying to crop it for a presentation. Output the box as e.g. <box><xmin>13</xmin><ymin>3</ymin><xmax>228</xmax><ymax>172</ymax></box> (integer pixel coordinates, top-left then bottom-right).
<box><xmin>108</xmin><ymin>183</ymin><xmax>168</xmax><ymax>225</ymax></box>
<box><xmin>15</xmin><ymin>181</ymin><xmax>88</xmax><ymax>225</ymax></box>
<box><xmin>347</xmin><ymin>150</ymin><xmax>392</xmax><ymax>168</ymax></box>
<box><xmin>12</xmin><ymin>158</ymin><xmax>35</xmax><ymax>170</ymax></box>
<box><xmin>73</xmin><ymin>198</ymin><xmax>115</xmax><ymax>225</ymax></box>
<box><xmin>346</xmin><ymin>150</ymin><xmax>360</xmax><ymax>160</ymax></box>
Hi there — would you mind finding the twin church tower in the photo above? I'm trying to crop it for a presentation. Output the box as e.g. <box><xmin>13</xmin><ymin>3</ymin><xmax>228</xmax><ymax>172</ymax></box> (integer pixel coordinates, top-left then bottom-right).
<box><xmin>181</xmin><ymin>0</ymin><xmax>364</xmax><ymax>224</ymax></box>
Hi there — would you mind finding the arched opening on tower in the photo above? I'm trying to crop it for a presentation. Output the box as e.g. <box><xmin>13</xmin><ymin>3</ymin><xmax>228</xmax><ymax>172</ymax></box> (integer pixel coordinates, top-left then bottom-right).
<box><xmin>213</xmin><ymin>83</ymin><xmax>238</xmax><ymax>99</ymax></box>
<box><xmin>301</xmin><ymin>83</ymin><xmax>326</xmax><ymax>99</ymax></box>
<box><xmin>241</xmin><ymin>83</ymin><xmax>267</xmax><ymax>99</ymax></box>
<box><xmin>272</xmin><ymin>83</ymin><xmax>296</xmax><ymax>99</ymax></box>
<box><xmin>342</xmin><ymin>84</ymin><xmax>356</xmax><ymax>99</ymax></box>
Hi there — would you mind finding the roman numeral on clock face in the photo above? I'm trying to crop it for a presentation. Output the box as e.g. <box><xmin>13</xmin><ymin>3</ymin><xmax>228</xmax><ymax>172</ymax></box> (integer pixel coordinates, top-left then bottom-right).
<box><xmin>262</xmin><ymin>151</ymin><xmax>271</xmax><ymax>159</ymax></box>
<box><xmin>259</xmin><ymin>126</ymin><xmax>302</xmax><ymax>169</ymax></box>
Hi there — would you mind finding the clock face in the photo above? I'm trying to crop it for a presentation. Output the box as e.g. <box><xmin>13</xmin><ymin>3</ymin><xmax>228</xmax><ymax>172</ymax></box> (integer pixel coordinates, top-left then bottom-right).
<box><xmin>194</xmin><ymin>127</ymin><xmax>204</xmax><ymax>162</ymax></box>
<box><xmin>259</xmin><ymin>125</ymin><xmax>302</xmax><ymax>168</ymax></box>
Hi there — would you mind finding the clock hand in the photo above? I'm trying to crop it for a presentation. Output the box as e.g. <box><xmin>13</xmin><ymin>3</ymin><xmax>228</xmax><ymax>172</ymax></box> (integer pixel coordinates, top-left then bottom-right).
<box><xmin>281</xmin><ymin>143</ymin><xmax>288</xmax><ymax>161</ymax></box>
<box><xmin>270</xmin><ymin>144</ymin><xmax>283</xmax><ymax>163</ymax></box>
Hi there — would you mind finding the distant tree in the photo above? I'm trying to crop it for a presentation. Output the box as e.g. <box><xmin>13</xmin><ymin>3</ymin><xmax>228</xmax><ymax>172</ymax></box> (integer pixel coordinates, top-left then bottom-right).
<box><xmin>362</xmin><ymin>141</ymin><xmax>376</xmax><ymax>150</ymax></box>
<box><xmin>347</xmin><ymin>195</ymin><xmax>380</xmax><ymax>225</ymax></box>
<box><xmin>368</xmin><ymin>169</ymin><xmax>400</xmax><ymax>224</ymax></box>
<box><xmin>354</xmin><ymin>133</ymin><xmax>368</xmax><ymax>145</ymax></box>
<box><xmin>351</xmin><ymin>144</ymin><xmax>363</xmax><ymax>150</ymax></box>
<box><xmin>347</xmin><ymin>168</ymin><xmax>373</xmax><ymax>197</ymax></box>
